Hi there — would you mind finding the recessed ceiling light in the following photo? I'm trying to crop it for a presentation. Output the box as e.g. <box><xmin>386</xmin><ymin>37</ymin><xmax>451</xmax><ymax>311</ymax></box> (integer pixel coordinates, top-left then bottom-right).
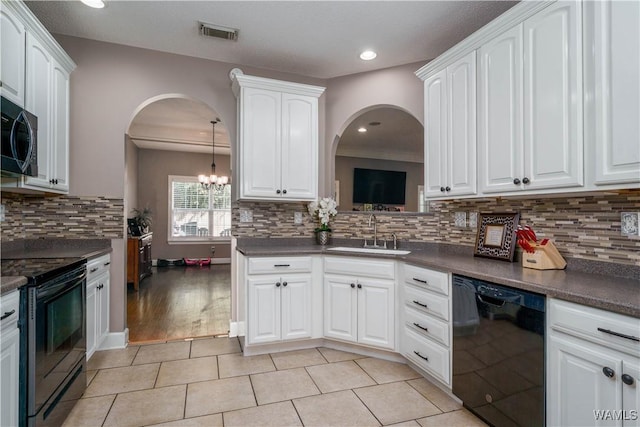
<box><xmin>359</xmin><ymin>50</ymin><xmax>377</xmax><ymax>61</ymax></box>
<box><xmin>358</xmin><ymin>127</ymin><xmax>367</xmax><ymax>133</ymax></box>
<box><xmin>81</xmin><ymin>0</ymin><xmax>105</xmax><ymax>8</ymax></box>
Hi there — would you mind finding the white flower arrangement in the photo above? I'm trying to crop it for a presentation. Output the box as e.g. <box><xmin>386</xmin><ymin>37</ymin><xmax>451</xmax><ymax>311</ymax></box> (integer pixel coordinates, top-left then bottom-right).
<box><xmin>308</xmin><ymin>197</ymin><xmax>338</xmax><ymax>232</ymax></box>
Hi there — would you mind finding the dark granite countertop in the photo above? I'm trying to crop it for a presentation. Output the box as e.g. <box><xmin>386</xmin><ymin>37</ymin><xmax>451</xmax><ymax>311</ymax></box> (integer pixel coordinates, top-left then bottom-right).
<box><xmin>1</xmin><ymin>239</ymin><xmax>112</xmax><ymax>295</ymax></box>
<box><xmin>237</xmin><ymin>238</ymin><xmax>640</xmax><ymax>318</ymax></box>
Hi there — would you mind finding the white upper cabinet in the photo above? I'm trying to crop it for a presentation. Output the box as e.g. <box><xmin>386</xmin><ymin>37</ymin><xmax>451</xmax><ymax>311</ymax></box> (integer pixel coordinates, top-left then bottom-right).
<box><xmin>0</xmin><ymin>5</ymin><xmax>26</xmax><ymax>106</ymax></box>
<box><xmin>0</xmin><ymin>1</ymin><xmax>75</xmax><ymax>194</ymax></box>
<box><xmin>478</xmin><ymin>24</ymin><xmax>523</xmax><ymax>194</ymax></box>
<box><xmin>522</xmin><ymin>0</ymin><xmax>583</xmax><ymax>191</ymax></box>
<box><xmin>424</xmin><ymin>52</ymin><xmax>476</xmax><ymax>199</ymax></box>
<box><xmin>584</xmin><ymin>0</ymin><xmax>640</xmax><ymax>187</ymax></box>
<box><xmin>480</xmin><ymin>1</ymin><xmax>583</xmax><ymax>194</ymax></box>
<box><xmin>232</xmin><ymin>73</ymin><xmax>325</xmax><ymax>201</ymax></box>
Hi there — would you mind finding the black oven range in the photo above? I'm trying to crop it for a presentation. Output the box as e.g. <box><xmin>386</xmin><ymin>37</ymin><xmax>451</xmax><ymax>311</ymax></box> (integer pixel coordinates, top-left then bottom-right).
<box><xmin>1</xmin><ymin>257</ymin><xmax>87</xmax><ymax>427</ymax></box>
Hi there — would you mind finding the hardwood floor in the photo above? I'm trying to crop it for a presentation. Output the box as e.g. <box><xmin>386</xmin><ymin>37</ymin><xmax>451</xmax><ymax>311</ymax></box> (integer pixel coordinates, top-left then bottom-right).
<box><xmin>127</xmin><ymin>264</ymin><xmax>231</xmax><ymax>344</ymax></box>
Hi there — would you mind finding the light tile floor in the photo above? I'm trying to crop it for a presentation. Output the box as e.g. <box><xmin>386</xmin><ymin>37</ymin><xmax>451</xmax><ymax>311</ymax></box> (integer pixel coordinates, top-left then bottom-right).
<box><xmin>63</xmin><ymin>337</ymin><xmax>487</xmax><ymax>427</ymax></box>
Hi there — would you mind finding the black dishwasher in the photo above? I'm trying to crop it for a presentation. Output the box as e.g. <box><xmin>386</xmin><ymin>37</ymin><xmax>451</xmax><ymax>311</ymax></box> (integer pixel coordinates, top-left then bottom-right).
<box><xmin>452</xmin><ymin>275</ymin><xmax>545</xmax><ymax>427</ymax></box>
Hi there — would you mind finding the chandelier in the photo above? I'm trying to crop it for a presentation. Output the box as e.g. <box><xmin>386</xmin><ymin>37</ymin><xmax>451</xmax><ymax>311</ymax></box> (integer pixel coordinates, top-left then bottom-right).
<box><xmin>199</xmin><ymin>119</ymin><xmax>229</xmax><ymax>192</ymax></box>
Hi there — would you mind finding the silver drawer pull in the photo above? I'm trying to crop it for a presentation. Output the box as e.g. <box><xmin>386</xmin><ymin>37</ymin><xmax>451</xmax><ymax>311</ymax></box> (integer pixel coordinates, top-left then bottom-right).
<box><xmin>597</xmin><ymin>327</ymin><xmax>640</xmax><ymax>342</ymax></box>
<box><xmin>412</xmin><ymin>300</ymin><xmax>428</xmax><ymax>309</ymax></box>
<box><xmin>274</xmin><ymin>264</ymin><xmax>290</xmax><ymax>267</ymax></box>
<box><xmin>413</xmin><ymin>350</ymin><xmax>429</xmax><ymax>362</ymax></box>
<box><xmin>413</xmin><ymin>322</ymin><xmax>429</xmax><ymax>333</ymax></box>
<box><xmin>412</xmin><ymin>277</ymin><xmax>428</xmax><ymax>284</ymax></box>
<box><xmin>1</xmin><ymin>309</ymin><xmax>16</xmax><ymax>321</ymax></box>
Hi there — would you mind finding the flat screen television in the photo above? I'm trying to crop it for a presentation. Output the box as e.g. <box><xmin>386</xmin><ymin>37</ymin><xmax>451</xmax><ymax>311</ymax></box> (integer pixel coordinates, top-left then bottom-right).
<box><xmin>353</xmin><ymin>168</ymin><xmax>406</xmax><ymax>205</ymax></box>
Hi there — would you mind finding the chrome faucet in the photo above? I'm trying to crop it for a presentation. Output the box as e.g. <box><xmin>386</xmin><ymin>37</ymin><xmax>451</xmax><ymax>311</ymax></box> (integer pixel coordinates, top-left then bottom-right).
<box><xmin>368</xmin><ymin>214</ymin><xmax>378</xmax><ymax>247</ymax></box>
<box><xmin>391</xmin><ymin>233</ymin><xmax>398</xmax><ymax>250</ymax></box>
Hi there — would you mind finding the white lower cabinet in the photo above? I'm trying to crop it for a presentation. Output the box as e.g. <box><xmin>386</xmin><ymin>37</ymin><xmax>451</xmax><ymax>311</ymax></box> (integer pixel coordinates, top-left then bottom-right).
<box><xmin>323</xmin><ymin>257</ymin><xmax>395</xmax><ymax>351</ymax></box>
<box><xmin>245</xmin><ymin>256</ymin><xmax>316</xmax><ymax>345</ymax></box>
<box><xmin>247</xmin><ymin>274</ymin><xmax>312</xmax><ymax>344</ymax></box>
<box><xmin>323</xmin><ymin>274</ymin><xmax>395</xmax><ymax>350</ymax></box>
<box><xmin>86</xmin><ymin>254</ymin><xmax>110</xmax><ymax>359</ymax></box>
<box><xmin>0</xmin><ymin>290</ymin><xmax>20</xmax><ymax>427</ymax></box>
<box><xmin>400</xmin><ymin>264</ymin><xmax>451</xmax><ymax>386</ymax></box>
<box><xmin>547</xmin><ymin>299</ymin><xmax>640</xmax><ymax>427</ymax></box>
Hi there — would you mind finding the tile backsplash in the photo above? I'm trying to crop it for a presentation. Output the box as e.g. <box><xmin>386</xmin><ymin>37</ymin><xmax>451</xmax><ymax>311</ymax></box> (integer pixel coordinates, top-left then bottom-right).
<box><xmin>1</xmin><ymin>194</ymin><xmax>125</xmax><ymax>241</ymax></box>
<box><xmin>233</xmin><ymin>190</ymin><xmax>640</xmax><ymax>266</ymax></box>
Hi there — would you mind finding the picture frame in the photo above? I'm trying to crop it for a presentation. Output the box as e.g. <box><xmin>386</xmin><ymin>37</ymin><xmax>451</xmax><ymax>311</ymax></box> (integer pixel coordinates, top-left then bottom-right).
<box><xmin>473</xmin><ymin>212</ymin><xmax>520</xmax><ymax>262</ymax></box>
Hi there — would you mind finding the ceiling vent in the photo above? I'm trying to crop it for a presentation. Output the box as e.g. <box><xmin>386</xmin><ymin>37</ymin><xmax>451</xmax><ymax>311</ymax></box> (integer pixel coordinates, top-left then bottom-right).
<box><xmin>199</xmin><ymin>22</ymin><xmax>239</xmax><ymax>41</ymax></box>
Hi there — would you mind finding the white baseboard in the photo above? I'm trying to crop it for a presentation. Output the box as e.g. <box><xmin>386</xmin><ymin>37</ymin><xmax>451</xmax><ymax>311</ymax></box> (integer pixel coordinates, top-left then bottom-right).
<box><xmin>229</xmin><ymin>321</ymin><xmax>245</xmax><ymax>338</ymax></box>
<box><xmin>98</xmin><ymin>329</ymin><xmax>129</xmax><ymax>350</ymax></box>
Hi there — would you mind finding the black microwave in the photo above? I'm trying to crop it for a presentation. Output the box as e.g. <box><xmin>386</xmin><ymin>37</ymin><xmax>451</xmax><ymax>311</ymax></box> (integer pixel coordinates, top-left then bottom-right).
<box><xmin>1</xmin><ymin>96</ymin><xmax>38</xmax><ymax>177</ymax></box>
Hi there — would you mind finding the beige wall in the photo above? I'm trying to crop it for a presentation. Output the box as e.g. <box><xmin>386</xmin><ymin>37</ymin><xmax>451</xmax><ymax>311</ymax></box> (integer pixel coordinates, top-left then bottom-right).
<box><xmin>136</xmin><ymin>148</ymin><xmax>232</xmax><ymax>260</ymax></box>
<box><xmin>335</xmin><ymin>156</ymin><xmax>423</xmax><ymax>212</ymax></box>
<box><xmin>324</xmin><ymin>61</ymin><xmax>426</xmax><ymax>195</ymax></box>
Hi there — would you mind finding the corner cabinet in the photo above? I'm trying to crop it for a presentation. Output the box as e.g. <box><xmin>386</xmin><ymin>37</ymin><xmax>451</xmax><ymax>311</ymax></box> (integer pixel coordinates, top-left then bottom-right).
<box><xmin>0</xmin><ymin>1</ymin><xmax>75</xmax><ymax>194</ymax></box>
<box><xmin>232</xmin><ymin>72</ymin><xmax>325</xmax><ymax>201</ymax></box>
<box><xmin>323</xmin><ymin>256</ymin><xmax>395</xmax><ymax>350</ymax></box>
<box><xmin>547</xmin><ymin>299</ymin><xmax>640</xmax><ymax>427</ymax></box>
<box><xmin>423</xmin><ymin>51</ymin><xmax>477</xmax><ymax>199</ymax></box>
<box><xmin>86</xmin><ymin>254</ymin><xmax>111</xmax><ymax>360</ymax></box>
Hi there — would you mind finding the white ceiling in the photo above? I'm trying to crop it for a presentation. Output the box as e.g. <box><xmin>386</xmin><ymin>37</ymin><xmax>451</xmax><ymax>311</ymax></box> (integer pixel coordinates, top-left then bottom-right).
<box><xmin>26</xmin><ymin>0</ymin><xmax>516</xmax><ymax>155</ymax></box>
<box><xmin>337</xmin><ymin>107</ymin><xmax>423</xmax><ymax>163</ymax></box>
<box><xmin>25</xmin><ymin>0</ymin><xmax>517</xmax><ymax>79</ymax></box>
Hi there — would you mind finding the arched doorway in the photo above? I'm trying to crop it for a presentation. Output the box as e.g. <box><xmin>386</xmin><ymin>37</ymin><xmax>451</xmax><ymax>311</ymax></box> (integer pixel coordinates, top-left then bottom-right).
<box><xmin>124</xmin><ymin>94</ymin><xmax>233</xmax><ymax>343</ymax></box>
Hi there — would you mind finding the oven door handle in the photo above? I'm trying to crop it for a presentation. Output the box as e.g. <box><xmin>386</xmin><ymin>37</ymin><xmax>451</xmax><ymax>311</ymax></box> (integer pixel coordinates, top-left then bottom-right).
<box><xmin>38</xmin><ymin>270</ymin><xmax>87</xmax><ymax>301</ymax></box>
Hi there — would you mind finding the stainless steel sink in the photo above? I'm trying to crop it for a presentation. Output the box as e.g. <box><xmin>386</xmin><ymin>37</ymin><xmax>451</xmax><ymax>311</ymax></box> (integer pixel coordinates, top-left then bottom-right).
<box><xmin>326</xmin><ymin>247</ymin><xmax>411</xmax><ymax>255</ymax></box>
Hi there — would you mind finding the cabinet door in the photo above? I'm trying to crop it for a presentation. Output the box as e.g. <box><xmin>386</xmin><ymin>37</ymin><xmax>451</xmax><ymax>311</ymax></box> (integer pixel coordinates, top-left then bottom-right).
<box><xmin>240</xmin><ymin>87</ymin><xmax>282</xmax><ymax>199</ymax></box>
<box><xmin>423</xmin><ymin>69</ymin><xmax>448</xmax><ymax>198</ymax></box>
<box><xmin>323</xmin><ymin>274</ymin><xmax>357</xmax><ymax>343</ymax></box>
<box><xmin>446</xmin><ymin>51</ymin><xmax>476</xmax><ymax>197</ymax></box>
<box><xmin>622</xmin><ymin>360</ymin><xmax>640</xmax><ymax>427</ymax></box>
<box><xmin>98</xmin><ymin>273</ymin><xmax>110</xmax><ymax>346</ymax></box>
<box><xmin>547</xmin><ymin>334</ymin><xmax>621</xmax><ymax>427</ymax></box>
<box><xmin>280</xmin><ymin>94</ymin><xmax>317</xmax><ymax>200</ymax></box>
<box><xmin>0</xmin><ymin>6</ymin><xmax>25</xmax><ymax>106</ymax></box>
<box><xmin>51</xmin><ymin>60</ymin><xmax>70</xmax><ymax>192</ymax></box>
<box><xmin>523</xmin><ymin>0</ymin><xmax>583</xmax><ymax>191</ymax></box>
<box><xmin>86</xmin><ymin>280</ymin><xmax>98</xmax><ymax>359</ymax></box>
<box><xmin>24</xmin><ymin>32</ymin><xmax>53</xmax><ymax>189</ymax></box>
<box><xmin>587</xmin><ymin>0</ymin><xmax>640</xmax><ymax>186</ymax></box>
<box><xmin>247</xmin><ymin>277</ymin><xmax>281</xmax><ymax>344</ymax></box>
<box><xmin>0</xmin><ymin>326</ymin><xmax>20</xmax><ymax>427</ymax></box>
<box><xmin>280</xmin><ymin>275</ymin><xmax>312</xmax><ymax>341</ymax></box>
<box><xmin>357</xmin><ymin>279</ymin><xmax>395</xmax><ymax>350</ymax></box>
<box><xmin>478</xmin><ymin>24</ymin><xmax>524</xmax><ymax>194</ymax></box>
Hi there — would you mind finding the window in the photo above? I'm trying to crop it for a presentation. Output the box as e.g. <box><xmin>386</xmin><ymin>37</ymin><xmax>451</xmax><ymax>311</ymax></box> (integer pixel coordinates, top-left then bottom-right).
<box><xmin>168</xmin><ymin>175</ymin><xmax>231</xmax><ymax>242</ymax></box>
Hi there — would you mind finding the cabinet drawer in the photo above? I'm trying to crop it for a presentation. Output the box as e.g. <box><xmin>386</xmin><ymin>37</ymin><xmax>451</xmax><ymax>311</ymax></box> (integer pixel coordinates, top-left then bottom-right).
<box><xmin>248</xmin><ymin>256</ymin><xmax>312</xmax><ymax>275</ymax></box>
<box><xmin>404</xmin><ymin>306</ymin><xmax>450</xmax><ymax>347</ymax></box>
<box><xmin>404</xmin><ymin>264</ymin><xmax>449</xmax><ymax>296</ymax></box>
<box><xmin>0</xmin><ymin>290</ymin><xmax>19</xmax><ymax>330</ymax></box>
<box><xmin>87</xmin><ymin>254</ymin><xmax>111</xmax><ymax>281</ymax></box>
<box><xmin>549</xmin><ymin>299</ymin><xmax>640</xmax><ymax>356</ymax></box>
<box><xmin>324</xmin><ymin>256</ymin><xmax>395</xmax><ymax>280</ymax></box>
<box><xmin>404</xmin><ymin>284</ymin><xmax>449</xmax><ymax>321</ymax></box>
<box><xmin>403</xmin><ymin>327</ymin><xmax>450</xmax><ymax>385</ymax></box>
